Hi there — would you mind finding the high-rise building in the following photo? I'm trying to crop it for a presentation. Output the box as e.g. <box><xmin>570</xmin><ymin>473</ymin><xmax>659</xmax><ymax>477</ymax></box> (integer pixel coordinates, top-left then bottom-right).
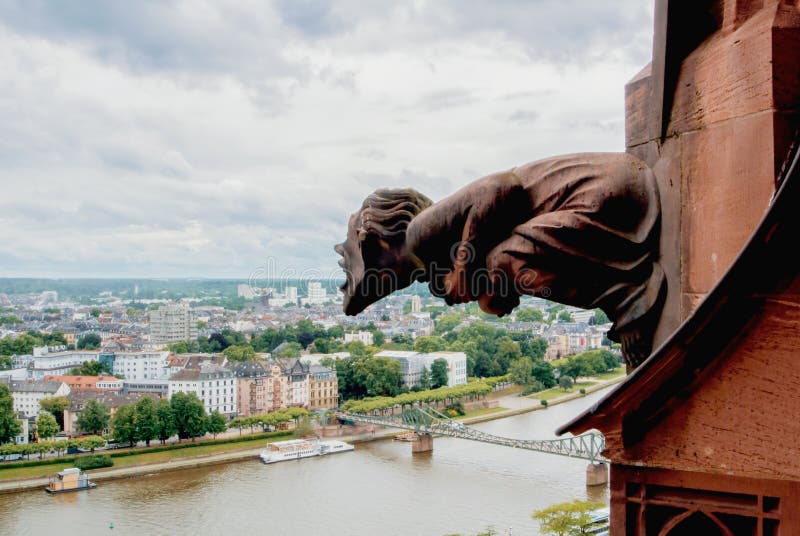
<box><xmin>286</xmin><ymin>286</ymin><xmax>298</xmax><ymax>301</ymax></box>
<box><xmin>237</xmin><ymin>284</ymin><xmax>256</xmax><ymax>299</ymax></box>
<box><xmin>301</xmin><ymin>282</ymin><xmax>327</xmax><ymax>306</ymax></box>
<box><xmin>149</xmin><ymin>303</ymin><xmax>198</xmax><ymax>344</ymax></box>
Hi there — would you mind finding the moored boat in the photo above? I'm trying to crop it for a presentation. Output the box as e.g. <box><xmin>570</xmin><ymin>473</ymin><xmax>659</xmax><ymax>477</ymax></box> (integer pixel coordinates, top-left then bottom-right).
<box><xmin>45</xmin><ymin>468</ymin><xmax>97</xmax><ymax>494</ymax></box>
<box><xmin>260</xmin><ymin>438</ymin><xmax>354</xmax><ymax>464</ymax></box>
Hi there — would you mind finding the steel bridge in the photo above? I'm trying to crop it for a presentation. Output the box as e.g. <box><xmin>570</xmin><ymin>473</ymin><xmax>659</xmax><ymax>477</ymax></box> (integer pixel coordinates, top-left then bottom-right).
<box><xmin>338</xmin><ymin>406</ymin><xmax>607</xmax><ymax>463</ymax></box>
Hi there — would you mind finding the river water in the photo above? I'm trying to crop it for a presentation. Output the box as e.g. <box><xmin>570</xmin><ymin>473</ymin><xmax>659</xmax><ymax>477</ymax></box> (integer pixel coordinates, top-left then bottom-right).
<box><xmin>0</xmin><ymin>389</ymin><xmax>610</xmax><ymax>536</ymax></box>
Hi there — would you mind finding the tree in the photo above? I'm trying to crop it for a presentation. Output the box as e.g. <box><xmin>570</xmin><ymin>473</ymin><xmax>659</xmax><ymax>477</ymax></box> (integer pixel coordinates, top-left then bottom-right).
<box><xmin>135</xmin><ymin>397</ymin><xmax>159</xmax><ymax>446</ymax></box>
<box><xmin>89</xmin><ymin>308</ymin><xmax>102</xmax><ymax>318</ymax></box>
<box><xmin>532</xmin><ymin>360</ymin><xmax>557</xmax><ymax>388</ymax></box>
<box><xmin>558</xmin><ymin>376</ymin><xmax>573</xmax><ymax>390</ymax></box>
<box><xmin>557</xmin><ymin>310</ymin><xmax>575</xmax><ymax>323</ymax></box>
<box><xmin>292</xmin><ymin>415</ymin><xmax>315</xmax><ymax>438</ymax></box>
<box><xmin>170</xmin><ymin>392</ymin><xmax>206</xmax><ymax>441</ymax></box>
<box><xmin>39</xmin><ymin>396</ymin><xmax>69</xmax><ymax>430</ymax></box>
<box><xmin>36</xmin><ymin>412</ymin><xmax>59</xmax><ymax>441</ymax></box>
<box><xmin>0</xmin><ymin>315</ymin><xmax>22</xmax><ymax>325</ymax></box>
<box><xmin>418</xmin><ymin>365</ymin><xmax>432</xmax><ymax>390</ymax></box>
<box><xmin>508</xmin><ymin>357</ymin><xmax>533</xmax><ymax>385</ymax></box>
<box><xmin>111</xmin><ymin>404</ymin><xmax>138</xmax><ymax>446</ymax></box>
<box><xmin>495</xmin><ymin>337</ymin><xmax>521</xmax><ymax>373</ymax></box>
<box><xmin>77</xmin><ymin>333</ymin><xmax>102</xmax><ymax>349</ymax></box>
<box><xmin>430</xmin><ymin>358</ymin><xmax>449</xmax><ymax>388</ymax></box>
<box><xmin>520</xmin><ymin>337</ymin><xmax>548</xmax><ymax>360</ymax></box>
<box><xmin>76</xmin><ymin>399</ymin><xmax>110</xmax><ymax>435</ymax></box>
<box><xmin>206</xmin><ymin>410</ymin><xmax>227</xmax><ymax>439</ymax></box>
<box><xmin>453</xmin><ymin>322</ymin><xmax>518</xmax><ymax>377</ymax></box>
<box><xmin>515</xmin><ymin>308</ymin><xmax>545</xmax><ymax>322</ymax></box>
<box><xmin>532</xmin><ymin>499</ymin><xmax>604</xmax><ymax>536</ymax></box>
<box><xmin>169</xmin><ymin>340</ymin><xmax>200</xmax><ymax>354</ymax></box>
<box><xmin>355</xmin><ymin>357</ymin><xmax>404</xmax><ymax>397</ymax></box>
<box><xmin>0</xmin><ymin>332</ymin><xmax>44</xmax><ymax>357</ymax></box>
<box><xmin>222</xmin><ymin>344</ymin><xmax>257</xmax><ymax>362</ymax></box>
<box><xmin>79</xmin><ymin>435</ymin><xmax>106</xmax><ymax>453</ymax></box>
<box><xmin>155</xmin><ymin>398</ymin><xmax>177</xmax><ymax>444</ymax></box>
<box><xmin>312</xmin><ymin>338</ymin><xmax>331</xmax><ymax>353</ymax></box>
<box><xmin>434</xmin><ymin>313</ymin><xmax>463</xmax><ymax>334</ymax></box>
<box><xmin>277</xmin><ymin>342</ymin><xmax>303</xmax><ymax>358</ymax></box>
<box><xmin>0</xmin><ymin>383</ymin><xmax>21</xmax><ymax>444</ymax></box>
<box><xmin>413</xmin><ymin>335</ymin><xmax>448</xmax><ymax>353</ymax></box>
<box><xmin>592</xmin><ymin>309</ymin><xmax>610</xmax><ymax>325</ymax></box>
<box><xmin>70</xmin><ymin>360</ymin><xmax>111</xmax><ymax>376</ymax></box>
<box><xmin>371</xmin><ymin>330</ymin><xmax>385</xmax><ymax>347</ymax></box>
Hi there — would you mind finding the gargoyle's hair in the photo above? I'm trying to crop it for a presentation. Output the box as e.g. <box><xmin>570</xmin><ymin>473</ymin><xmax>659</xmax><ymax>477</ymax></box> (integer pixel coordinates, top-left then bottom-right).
<box><xmin>359</xmin><ymin>188</ymin><xmax>433</xmax><ymax>244</ymax></box>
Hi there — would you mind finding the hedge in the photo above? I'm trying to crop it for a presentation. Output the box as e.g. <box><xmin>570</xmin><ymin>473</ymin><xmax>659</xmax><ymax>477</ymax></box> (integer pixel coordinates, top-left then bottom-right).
<box><xmin>0</xmin><ymin>430</ymin><xmax>293</xmax><ymax>470</ymax></box>
<box><xmin>75</xmin><ymin>454</ymin><xmax>113</xmax><ymax>470</ymax></box>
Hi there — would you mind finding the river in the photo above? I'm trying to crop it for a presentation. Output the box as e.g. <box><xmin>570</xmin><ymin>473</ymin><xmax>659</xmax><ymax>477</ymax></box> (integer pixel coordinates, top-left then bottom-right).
<box><xmin>0</xmin><ymin>389</ymin><xmax>611</xmax><ymax>536</ymax></box>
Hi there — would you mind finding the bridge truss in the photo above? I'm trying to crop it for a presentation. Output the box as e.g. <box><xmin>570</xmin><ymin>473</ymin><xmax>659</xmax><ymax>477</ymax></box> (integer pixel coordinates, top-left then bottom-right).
<box><xmin>339</xmin><ymin>406</ymin><xmax>606</xmax><ymax>463</ymax></box>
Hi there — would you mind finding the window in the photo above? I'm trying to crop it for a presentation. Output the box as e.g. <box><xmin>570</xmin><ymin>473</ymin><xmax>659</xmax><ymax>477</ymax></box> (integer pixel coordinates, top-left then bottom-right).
<box><xmin>625</xmin><ymin>480</ymin><xmax>780</xmax><ymax>536</ymax></box>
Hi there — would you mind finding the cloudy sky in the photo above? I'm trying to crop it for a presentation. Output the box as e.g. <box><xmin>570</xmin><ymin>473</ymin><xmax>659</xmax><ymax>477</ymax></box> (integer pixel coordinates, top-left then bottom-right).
<box><xmin>0</xmin><ymin>1</ymin><xmax>654</xmax><ymax>279</ymax></box>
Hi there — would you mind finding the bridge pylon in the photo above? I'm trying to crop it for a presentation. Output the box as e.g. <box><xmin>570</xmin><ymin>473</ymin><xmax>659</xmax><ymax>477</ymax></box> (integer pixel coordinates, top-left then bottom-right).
<box><xmin>411</xmin><ymin>433</ymin><xmax>434</xmax><ymax>453</ymax></box>
<box><xmin>586</xmin><ymin>462</ymin><xmax>608</xmax><ymax>486</ymax></box>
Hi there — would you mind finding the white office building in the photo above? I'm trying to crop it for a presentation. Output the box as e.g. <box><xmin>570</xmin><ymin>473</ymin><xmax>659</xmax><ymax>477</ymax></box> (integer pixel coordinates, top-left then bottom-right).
<box><xmin>374</xmin><ymin>350</ymin><xmax>468</xmax><ymax>388</ymax></box>
<box><xmin>344</xmin><ymin>331</ymin><xmax>374</xmax><ymax>346</ymax></box>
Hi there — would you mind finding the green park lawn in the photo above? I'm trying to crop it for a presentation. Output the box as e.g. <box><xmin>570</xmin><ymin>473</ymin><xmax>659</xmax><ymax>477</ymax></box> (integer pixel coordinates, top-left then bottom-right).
<box><xmin>593</xmin><ymin>367</ymin><xmax>626</xmax><ymax>380</ymax></box>
<box><xmin>529</xmin><ymin>381</ymin><xmax>597</xmax><ymax>402</ymax></box>
<box><xmin>461</xmin><ymin>406</ymin><xmax>507</xmax><ymax>419</ymax></box>
<box><xmin>486</xmin><ymin>384</ymin><xmax>523</xmax><ymax>399</ymax></box>
<box><xmin>0</xmin><ymin>435</ymin><xmax>275</xmax><ymax>482</ymax></box>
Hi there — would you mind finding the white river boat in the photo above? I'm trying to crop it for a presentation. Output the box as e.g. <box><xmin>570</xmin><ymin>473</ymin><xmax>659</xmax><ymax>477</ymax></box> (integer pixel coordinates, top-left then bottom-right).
<box><xmin>260</xmin><ymin>438</ymin><xmax>354</xmax><ymax>464</ymax></box>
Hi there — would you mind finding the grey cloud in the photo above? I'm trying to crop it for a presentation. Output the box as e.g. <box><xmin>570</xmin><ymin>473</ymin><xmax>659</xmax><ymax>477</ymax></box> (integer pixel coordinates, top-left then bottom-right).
<box><xmin>0</xmin><ymin>1</ymin><xmax>306</xmax><ymax>96</ymax></box>
<box><xmin>0</xmin><ymin>1</ymin><xmax>653</xmax><ymax>278</ymax></box>
<box><xmin>354</xmin><ymin>148</ymin><xmax>387</xmax><ymax>161</ymax></box>
<box><xmin>508</xmin><ymin>110</ymin><xmax>540</xmax><ymax>124</ymax></box>
<box><xmin>414</xmin><ymin>89</ymin><xmax>478</xmax><ymax>112</ymax></box>
<box><xmin>274</xmin><ymin>0</ymin><xmax>350</xmax><ymax>37</ymax></box>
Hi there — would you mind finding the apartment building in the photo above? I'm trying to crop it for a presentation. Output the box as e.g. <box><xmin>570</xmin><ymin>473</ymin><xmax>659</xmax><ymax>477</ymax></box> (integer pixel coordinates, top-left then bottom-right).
<box><xmin>168</xmin><ymin>363</ymin><xmax>237</xmax><ymax>417</ymax></box>
<box><xmin>149</xmin><ymin>302</ymin><xmax>198</xmax><ymax>344</ymax></box>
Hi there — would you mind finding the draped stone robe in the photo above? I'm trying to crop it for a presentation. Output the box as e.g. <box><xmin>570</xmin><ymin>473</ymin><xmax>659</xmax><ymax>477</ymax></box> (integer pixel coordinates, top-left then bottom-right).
<box><xmin>405</xmin><ymin>152</ymin><xmax>665</xmax><ymax>341</ymax></box>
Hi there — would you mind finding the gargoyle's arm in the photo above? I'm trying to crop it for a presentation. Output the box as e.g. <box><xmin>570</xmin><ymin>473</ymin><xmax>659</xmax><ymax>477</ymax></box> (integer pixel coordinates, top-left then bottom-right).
<box><xmin>406</xmin><ymin>170</ymin><xmax>531</xmax><ymax>289</ymax></box>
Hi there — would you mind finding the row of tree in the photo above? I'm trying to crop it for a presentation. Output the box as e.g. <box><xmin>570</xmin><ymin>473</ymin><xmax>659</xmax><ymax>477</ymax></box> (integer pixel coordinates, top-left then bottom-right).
<box><xmin>0</xmin><ymin>435</ymin><xmax>106</xmax><ymax>459</ymax></box>
<box><xmin>556</xmin><ymin>349</ymin><xmax>621</xmax><ymax>380</ymax></box>
<box><xmin>75</xmin><ymin>393</ymin><xmax>227</xmax><ymax>445</ymax></box>
<box><xmin>340</xmin><ymin>379</ymin><xmax>498</xmax><ymax>414</ymax></box>
<box><xmin>168</xmin><ymin>320</ymin><xmax>361</xmax><ymax>359</ymax></box>
<box><xmin>227</xmin><ymin>407</ymin><xmax>310</xmax><ymax>434</ymax></box>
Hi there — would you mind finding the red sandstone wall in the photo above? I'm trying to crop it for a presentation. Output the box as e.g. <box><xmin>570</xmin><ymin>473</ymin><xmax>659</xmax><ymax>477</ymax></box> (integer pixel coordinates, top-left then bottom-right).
<box><xmin>626</xmin><ymin>1</ymin><xmax>800</xmax><ymax>347</ymax></box>
<box><xmin>604</xmin><ymin>296</ymin><xmax>800</xmax><ymax>480</ymax></box>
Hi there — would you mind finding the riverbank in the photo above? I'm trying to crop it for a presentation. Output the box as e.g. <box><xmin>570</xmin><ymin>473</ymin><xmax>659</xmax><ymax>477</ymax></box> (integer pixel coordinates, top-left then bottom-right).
<box><xmin>0</xmin><ymin>375</ymin><xmax>623</xmax><ymax>494</ymax></box>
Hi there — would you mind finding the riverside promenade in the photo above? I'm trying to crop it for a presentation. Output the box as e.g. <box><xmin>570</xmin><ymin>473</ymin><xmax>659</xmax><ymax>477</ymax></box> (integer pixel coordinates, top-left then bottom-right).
<box><xmin>0</xmin><ymin>374</ymin><xmax>623</xmax><ymax>495</ymax></box>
